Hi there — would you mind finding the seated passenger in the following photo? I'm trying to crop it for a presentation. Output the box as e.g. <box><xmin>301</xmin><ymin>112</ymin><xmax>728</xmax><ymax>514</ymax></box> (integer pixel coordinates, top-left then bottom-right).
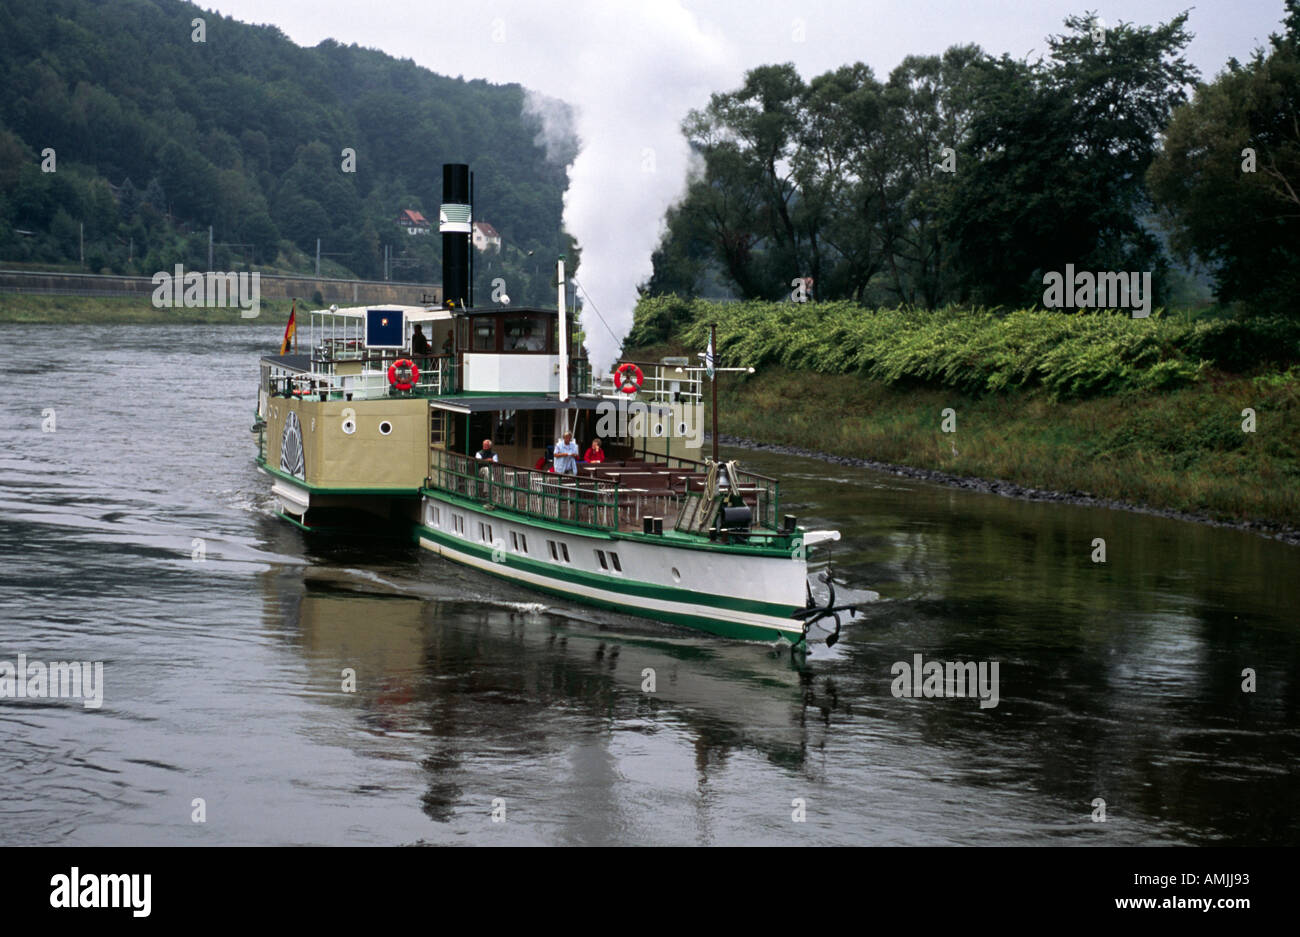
<box><xmin>583</xmin><ymin>438</ymin><xmax>605</xmax><ymax>464</ymax></box>
<box><xmin>475</xmin><ymin>438</ymin><xmax>499</xmax><ymax>462</ymax></box>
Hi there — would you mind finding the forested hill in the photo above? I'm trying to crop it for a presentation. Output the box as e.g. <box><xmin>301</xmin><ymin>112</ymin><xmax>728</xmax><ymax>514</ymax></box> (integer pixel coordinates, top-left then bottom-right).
<box><xmin>0</xmin><ymin>0</ymin><xmax>573</xmax><ymax>294</ymax></box>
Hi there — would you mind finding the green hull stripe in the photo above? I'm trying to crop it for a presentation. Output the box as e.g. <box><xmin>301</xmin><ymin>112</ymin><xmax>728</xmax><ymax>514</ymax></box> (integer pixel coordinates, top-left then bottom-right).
<box><xmin>418</xmin><ymin>527</ymin><xmax>802</xmax><ymax>642</ymax></box>
<box><xmin>277</xmin><ymin>510</ymin><xmax>312</xmax><ymax>531</ymax></box>
<box><xmin>482</xmin><ymin>572</ymin><xmax>799</xmax><ymax>643</ymax></box>
<box><xmin>414</xmin><ymin>520</ymin><xmax>800</xmax><ymax>621</ymax></box>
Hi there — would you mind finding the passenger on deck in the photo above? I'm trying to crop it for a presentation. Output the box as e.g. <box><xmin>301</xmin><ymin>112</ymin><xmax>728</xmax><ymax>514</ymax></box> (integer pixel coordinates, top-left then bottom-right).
<box><xmin>411</xmin><ymin>324</ymin><xmax>432</xmax><ymax>371</ymax></box>
<box><xmin>583</xmin><ymin>438</ymin><xmax>605</xmax><ymax>464</ymax></box>
<box><xmin>553</xmin><ymin>432</ymin><xmax>578</xmax><ymax>475</ymax></box>
<box><xmin>534</xmin><ymin>444</ymin><xmax>555</xmax><ymax>471</ymax></box>
<box><xmin>411</xmin><ymin>324</ymin><xmax>432</xmax><ymax>357</ymax></box>
<box><xmin>475</xmin><ymin>438</ymin><xmax>499</xmax><ymax>462</ymax></box>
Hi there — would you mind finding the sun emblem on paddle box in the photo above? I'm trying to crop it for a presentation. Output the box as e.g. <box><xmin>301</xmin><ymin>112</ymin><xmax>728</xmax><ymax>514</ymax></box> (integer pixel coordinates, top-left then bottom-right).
<box><xmin>280</xmin><ymin>411</ymin><xmax>305</xmax><ymax>479</ymax></box>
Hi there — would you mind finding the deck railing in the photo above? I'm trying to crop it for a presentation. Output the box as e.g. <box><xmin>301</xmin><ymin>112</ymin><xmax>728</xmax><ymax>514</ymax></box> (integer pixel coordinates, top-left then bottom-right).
<box><xmin>429</xmin><ymin>449</ymin><xmax>621</xmax><ymax>530</ymax></box>
<box><xmin>622</xmin><ymin>451</ymin><xmax>780</xmax><ymax>530</ymax></box>
<box><xmin>593</xmin><ymin>360</ymin><xmax>704</xmax><ymax>402</ymax></box>
<box><xmin>263</xmin><ymin>353</ymin><xmax>454</xmax><ymax>400</ymax></box>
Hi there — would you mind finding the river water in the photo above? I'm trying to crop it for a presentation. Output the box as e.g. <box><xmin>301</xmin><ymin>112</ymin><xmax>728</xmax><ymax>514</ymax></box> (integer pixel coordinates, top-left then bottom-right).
<box><xmin>1</xmin><ymin>324</ymin><xmax>1295</xmax><ymax>846</ymax></box>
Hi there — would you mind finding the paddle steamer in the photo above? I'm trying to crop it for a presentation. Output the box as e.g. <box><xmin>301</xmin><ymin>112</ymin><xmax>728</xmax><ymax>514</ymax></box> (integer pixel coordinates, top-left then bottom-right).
<box><xmin>253</xmin><ymin>164</ymin><xmax>856</xmax><ymax>646</ymax></box>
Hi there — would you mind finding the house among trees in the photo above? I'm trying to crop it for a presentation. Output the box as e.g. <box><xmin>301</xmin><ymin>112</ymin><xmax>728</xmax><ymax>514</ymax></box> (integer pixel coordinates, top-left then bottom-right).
<box><xmin>397</xmin><ymin>209</ymin><xmax>431</xmax><ymax>235</ymax></box>
<box><xmin>472</xmin><ymin>220</ymin><xmax>502</xmax><ymax>252</ymax></box>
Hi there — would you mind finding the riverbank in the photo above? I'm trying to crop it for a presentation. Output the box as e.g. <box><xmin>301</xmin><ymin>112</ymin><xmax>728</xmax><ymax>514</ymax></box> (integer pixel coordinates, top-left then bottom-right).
<box><xmin>0</xmin><ymin>293</ymin><xmax>294</xmax><ymax>323</ymax></box>
<box><xmin>701</xmin><ymin>366</ymin><xmax>1300</xmax><ymax>543</ymax></box>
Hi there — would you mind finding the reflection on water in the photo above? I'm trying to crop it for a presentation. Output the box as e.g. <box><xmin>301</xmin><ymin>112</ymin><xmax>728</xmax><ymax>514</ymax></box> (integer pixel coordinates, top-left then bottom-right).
<box><xmin>0</xmin><ymin>325</ymin><xmax>1296</xmax><ymax>845</ymax></box>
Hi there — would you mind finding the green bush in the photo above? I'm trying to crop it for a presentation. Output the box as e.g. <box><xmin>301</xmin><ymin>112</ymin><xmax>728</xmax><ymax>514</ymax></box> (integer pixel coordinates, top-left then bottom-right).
<box><xmin>629</xmin><ymin>300</ymin><xmax>1217</xmax><ymax>399</ymax></box>
<box><xmin>1181</xmin><ymin>316</ymin><xmax>1300</xmax><ymax>372</ymax></box>
<box><xmin>625</xmin><ymin>294</ymin><xmax>699</xmax><ymax>347</ymax></box>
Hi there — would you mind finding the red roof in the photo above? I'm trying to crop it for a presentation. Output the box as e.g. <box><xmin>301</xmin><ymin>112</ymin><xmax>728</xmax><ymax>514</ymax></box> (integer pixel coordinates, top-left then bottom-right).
<box><xmin>400</xmin><ymin>209</ymin><xmax>429</xmax><ymax>225</ymax></box>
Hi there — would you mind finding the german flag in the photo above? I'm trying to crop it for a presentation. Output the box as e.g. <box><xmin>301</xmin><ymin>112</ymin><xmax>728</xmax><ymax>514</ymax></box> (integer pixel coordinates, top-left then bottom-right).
<box><xmin>280</xmin><ymin>300</ymin><xmax>296</xmax><ymax>355</ymax></box>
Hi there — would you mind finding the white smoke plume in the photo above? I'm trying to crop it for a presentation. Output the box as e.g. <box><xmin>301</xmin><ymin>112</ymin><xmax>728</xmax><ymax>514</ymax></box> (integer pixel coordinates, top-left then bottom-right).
<box><xmin>511</xmin><ymin>3</ymin><xmax>736</xmax><ymax>374</ymax></box>
<box><xmin>523</xmin><ymin>91</ymin><xmax>577</xmax><ymax>166</ymax></box>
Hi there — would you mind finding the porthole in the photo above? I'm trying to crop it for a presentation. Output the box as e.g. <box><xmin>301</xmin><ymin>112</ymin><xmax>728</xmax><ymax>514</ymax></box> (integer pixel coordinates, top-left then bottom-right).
<box><xmin>652</xmin><ymin>422</ymin><xmax>664</xmax><ymax>437</ymax></box>
<box><xmin>379</xmin><ymin>421</ymin><xmax>393</xmax><ymax>436</ymax></box>
<box><xmin>677</xmin><ymin>421</ymin><xmax>688</xmax><ymax>436</ymax></box>
<box><xmin>342</xmin><ymin>419</ymin><xmax>356</xmax><ymax>435</ymax></box>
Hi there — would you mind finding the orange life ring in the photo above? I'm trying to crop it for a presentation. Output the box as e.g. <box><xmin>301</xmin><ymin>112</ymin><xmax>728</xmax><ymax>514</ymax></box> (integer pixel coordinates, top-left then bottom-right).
<box><xmin>614</xmin><ymin>362</ymin><xmax>643</xmax><ymax>394</ymax></box>
<box><xmin>388</xmin><ymin>358</ymin><xmax>420</xmax><ymax>391</ymax></box>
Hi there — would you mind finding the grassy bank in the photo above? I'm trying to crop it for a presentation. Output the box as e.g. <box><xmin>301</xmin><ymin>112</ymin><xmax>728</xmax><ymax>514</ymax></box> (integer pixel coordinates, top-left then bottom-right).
<box><xmin>704</xmin><ymin>367</ymin><xmax>1300</xmax><ymax>527</ymax></box>
<box><xmin>629</xmin><ymin>297</ymin><xmax>1300</xmax><ymax>528</ymax></box>
<box><xmin>0</xmin><ymin>293</ymin><xmax>295</xmax><ymax>323</ymax></box>
<box><xmin>633</xmin><ymin>298</ymin><xmax>1300</xmax><ymax>397</ymax></box>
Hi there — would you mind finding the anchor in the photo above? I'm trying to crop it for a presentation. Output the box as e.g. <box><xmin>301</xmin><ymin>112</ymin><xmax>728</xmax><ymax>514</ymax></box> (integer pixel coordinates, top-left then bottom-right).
<box><xmin>791</xmin><ymin>572</ymin><xmax>859</xmax><ymax>647</ymax></box>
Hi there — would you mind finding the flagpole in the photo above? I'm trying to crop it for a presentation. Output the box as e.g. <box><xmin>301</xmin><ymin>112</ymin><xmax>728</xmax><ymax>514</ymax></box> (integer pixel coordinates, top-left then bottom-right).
<box><xmin>710</xmin><ymin>321</ymin><xmax>718</xmax><ymax>464</ymax></box>
<box><xmin>293</xmin><ymin>298</ymin><xmax>298</xmax><ymax>355</ymax></box>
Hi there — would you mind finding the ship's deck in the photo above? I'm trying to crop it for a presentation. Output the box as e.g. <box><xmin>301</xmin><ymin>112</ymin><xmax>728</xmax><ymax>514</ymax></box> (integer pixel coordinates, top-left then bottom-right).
<box><xmin>427</xmin><ymin>450</ymin><xmax>783</xmax><ymax>539</ymax></box>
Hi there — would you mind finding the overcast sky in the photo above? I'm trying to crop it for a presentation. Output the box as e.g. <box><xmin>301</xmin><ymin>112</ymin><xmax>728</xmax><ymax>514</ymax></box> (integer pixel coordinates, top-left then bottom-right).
<box><xmin>204</xmin><ymin>0</ymin><xmax>1283</xmax><ymax>94</ymax></box>
<box><xmin>198</xmin><ymin>0</ymin><xmax>1286</xmax><ymax>368</ymax></box>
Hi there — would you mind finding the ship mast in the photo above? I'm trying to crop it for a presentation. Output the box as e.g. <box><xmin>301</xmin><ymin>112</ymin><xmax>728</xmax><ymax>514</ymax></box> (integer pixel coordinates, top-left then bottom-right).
<box><xmin>557</xmin><ymin>256</ymin><xmax>569</xmax><ymax>433</ymax></box>
<box><xmin>710</xmin><ymin>321</ymin><xmax>718</xmax><ymax>464</ymax></box>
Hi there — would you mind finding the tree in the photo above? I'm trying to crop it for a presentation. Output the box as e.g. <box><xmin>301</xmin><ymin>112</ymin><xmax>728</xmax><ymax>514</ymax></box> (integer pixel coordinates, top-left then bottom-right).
<box><xmin>943</xmin><ymin>13</ymin><xmax>1197</xmax><ymax>307</ymax></box>
<box><xmin>1149</xmin><ymin>1</ymin><xmax>1300</xmax><ymax>312</ymax></box>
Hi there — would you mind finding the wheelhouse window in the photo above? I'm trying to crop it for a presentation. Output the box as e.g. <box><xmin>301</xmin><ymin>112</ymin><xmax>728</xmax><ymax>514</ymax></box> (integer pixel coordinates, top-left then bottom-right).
<box><xmin>472</xmin><ymin>318</ymin><xmax>496</xmax><ymax>352</ymax></box>
<box><xmin>505</xmin><ymin>314</ymin><xmax>548</xmax><ymax>352</ymax></box>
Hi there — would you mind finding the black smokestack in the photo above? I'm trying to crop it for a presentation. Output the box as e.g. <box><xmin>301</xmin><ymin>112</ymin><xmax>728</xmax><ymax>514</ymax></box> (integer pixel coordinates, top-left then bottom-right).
<box><xmin>441</xmin><ymin>163</ymin><xmax>471</xmax><ymax>309</ymax></box>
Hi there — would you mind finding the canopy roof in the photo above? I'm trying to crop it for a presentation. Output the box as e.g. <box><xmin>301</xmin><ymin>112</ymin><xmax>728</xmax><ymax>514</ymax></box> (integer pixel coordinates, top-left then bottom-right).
<box><xmin>430</xmin><ymin>394</ymin><xmax>672</xmax><ymax>415</ymax></box>
<box><xmin>455</xmin><ymin>305</ymin><xmax>560</xmax><ymax>318</ymax></box>
<box><xmin>309</xmin><ymin>304</ymin><xmax>453</xmax><ymax>324</ymax></box>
